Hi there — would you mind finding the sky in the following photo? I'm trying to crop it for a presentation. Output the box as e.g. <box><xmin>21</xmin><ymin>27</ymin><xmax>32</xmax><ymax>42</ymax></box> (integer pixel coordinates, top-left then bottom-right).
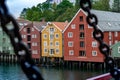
<box><xmin>6</xmin><ymin>0</ymin><xmax>46</xmax><ymax>18</ymax></box>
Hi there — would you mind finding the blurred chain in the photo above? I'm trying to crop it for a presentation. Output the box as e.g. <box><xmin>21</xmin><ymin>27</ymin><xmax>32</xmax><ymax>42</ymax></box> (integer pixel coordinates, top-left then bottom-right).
<box><xmin>80</xmin><ymin>0</ymin><xmax>120</xmax><ymax>80</ymax></box>
<box><xmin>0</xmin><ymin>0</ymin><xmax>44</xmax><ymax>80</ymax></box>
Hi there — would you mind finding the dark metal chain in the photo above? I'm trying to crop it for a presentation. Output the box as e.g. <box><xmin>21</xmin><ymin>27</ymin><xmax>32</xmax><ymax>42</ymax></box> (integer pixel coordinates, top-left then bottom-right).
<box><xmin>80</xmin><ymin>0</ymin><xmax>120</xmax><ymax>80</ymax></box>
<box><xmin>0</xmin><ymin>0</ymin><xmax>44</xmax><ymax>80</ymax></box>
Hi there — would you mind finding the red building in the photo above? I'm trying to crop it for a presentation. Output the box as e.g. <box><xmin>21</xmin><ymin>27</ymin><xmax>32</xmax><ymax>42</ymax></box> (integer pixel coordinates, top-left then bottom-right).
<box><xmin>63</xmin><ymin>9</ymin><xmax>104</xmax><ymax>63</ymax></box>
<box><xmin>20</xmin><ymin>21</ymin><xmax>46</xmax><ymax>62</ymax></box>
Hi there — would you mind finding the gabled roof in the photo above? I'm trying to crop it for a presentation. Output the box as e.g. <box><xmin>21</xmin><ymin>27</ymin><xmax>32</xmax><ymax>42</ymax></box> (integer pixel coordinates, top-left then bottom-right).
<box><xmin>111</xmin><ymin>42</ymin><xmax>120</xmax><ymax>48</ymax></box>
<box><xmin>52</xmin><ymin>22</ymin><xmax>68</xmax><ymax>31</ymax></box>
<box><xmin>91</xmin><ymin>10</ymin><xmax>120</xmax><ymax>31</ymax></box>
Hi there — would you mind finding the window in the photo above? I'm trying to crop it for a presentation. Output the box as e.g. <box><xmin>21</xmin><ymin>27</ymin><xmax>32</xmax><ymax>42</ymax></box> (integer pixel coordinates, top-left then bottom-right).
<box><xmin>32</xmin><ymin>42</ymin><xmax>35</xmax><ymax>46</ymax></box>
<box><xmin>68</xmin><ymin>32</ymin><xmax>73</xmax><ymax>38</ymax></box>
<box><xmin>28</xmin><ymin>43</ymin><xmax>31</xmax><ymax>49</ymax></box>
<box><xmin>71</xmin><ymin>24</ymin><xmax>76</xmax><ymax>29</ymax></box>
<box><xmin>55</xmin><ymin>34</ymin><xmax>59</xmax><ymax>38</ymax></box>
<box><xmin>115</xmin><ymin>40</ymin><xmax>118</xmax><ymax>44</ymax></box>
<box><xmin>50</xmin><ymin>28</ymin><xmax>54</xmax><ymax>32</ymax></box>
<box><xmin>23</xmin><ymin>28</ymin><xmax>26</xmax><ymax>32</ymax></box>
<box><xmin>55</xmin><ymin>41</ymin><xmax>59</xmax><ymax>46</ymax></box>
<box><xmin>32</xmin><ymin>28</ymin><xmax>34</xmax><ymax>31</ymax></box>
<box><xmin>50</xmin><ymin>49</ymin><xmax>54</xmax><ymax>55</ymax></box>
<box><xmin>79</xmin><ymin>24</ymin><xmax>84</xmax><ymax>30</ymax></box>
<box><xmin>69</xmin><ymin>50</ymin><xmax>74</xmax><ymax>55</ymax></box>
<box><xmin>32</xmin><ymin>50</ymin><xmax>38</xmax><ymax>54</ymax></box>
<box><xmin>27</xmin><ymin>28</ymin><xmax>31</xmax><ymax>33</ymax></box>
<box><xmin>115</xmin><ymin>32</ymin><xmax>118</xmax><ymax>37</ymax></box>
<box><xmin>68</xmin><ymin>41</ymin><xmax>73</xmax><ymax>47</ymax></box>
<box><xmin>27</xmin><ymin>35</ymin><xmax>31</xmax><ymax>41</ymax></box>
<box><xmin>109</xmin><ymin>41</ymin><xmax>112</xmax><ymax>46</ymax></box>
<box><xmin>80</xmin><ymin>16</ymin><xmax>83</xmax><ymax>21</ymax></box>
<box><xmin>80</xmin><ymin>32</ymin><xmax>84</xmax><ymax>38</ymax></box>
<box><xmin>109</xmin><ymin>32</ymin><xmax>112</xmax><ymax>40</ymax></box>
<box><xmin>44</xmin><ymin>48</ymin><xmax>47</xmax><ymax>53</ymax></box>
<box><xmin>34</xmin><ymin>34</ymin><xmax>37</xmax><ymax>38</ymax></box>
<box><xmin>56</xmin><ymin>49</ymin><xmax>59</xmax><ymax>54</ymax></box>
<box><xmin>92</xmin><ymin>41</ymin><xmax>97</xmax><ymax>47</ymax></box>
<box><xmin>50</xmin><ymin>34</ymin><xmax>54</xmax><ymax>40</ymax></box>
<box><xmin>118</xmin><ymin>47</ymin><xmax>120</xmax><ymax>53</ymax></box>
<box><xmin>79</xmin><ymin>51</ymin><xmax>86</xmax><ymax>56</ymax></box>
<box><xmin>50</xmin><ymin>42</ymin><xmax>53</xmax><ymax>46</ymax></box>
<box><xmin>80</xmin><ymin>41</ymin><xmax>85</xmax><ymax>47</ymax></box>
<box><xmin>44</xmin><ymin>41</ymin><xmax>47</xmax><ymax>46</ymax></box>
<box><xmin>44</xmin><ymin>34</ymin><xmax>47</xmax><ymax>39</ymax></box>
<box><xmin>92</xmin><ymin>51</ymin><xmax>97</xmax><ymax>56</ymax></box>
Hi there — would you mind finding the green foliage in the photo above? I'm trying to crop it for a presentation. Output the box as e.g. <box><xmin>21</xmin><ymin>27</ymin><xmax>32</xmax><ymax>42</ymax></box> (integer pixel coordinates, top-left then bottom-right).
<box><xmin>92</xmin><ymin>0</ymin><xmax>110</xmax><ymax>11</ymax></box>
<box><xmin>112</xmin><ymin>0</ymin><xmax>120</xmax><ymax>12</ymax></box>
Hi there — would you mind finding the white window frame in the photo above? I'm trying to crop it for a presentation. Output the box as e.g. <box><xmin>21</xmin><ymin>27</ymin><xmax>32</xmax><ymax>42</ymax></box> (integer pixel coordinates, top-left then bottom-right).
<box><xmin>44</xmin><ymin>41</ymin><xmax>47</xmax><ymax>46</ymax></box>
<box><xmin>68</xmin><ymin>32</ymin><xmax>73</xmax><ymax>38</ymax></box>
<box><xmin>44</xmin><ymin>48</ymin><xmax>48</xmax><ymax>53</ymax></box>
<box><xmin>109</xmin><ymin>41</ymin><xmax>112</xmax><ymax>46</ymax></box>
<box><xmin>115</xmin><ymin>32</ymin><xmax>118</xmax><ymax>37</ymax></box>
<box><xmin>32</xmin><ymin>28</ymin><xmax>34</xmax><ymax>31</ymax></box>
<box><xmin>69</xmin><ymin>50</ymin><xmax>74</xmax><ymax>55</ymax></box>
<box><xmin>56</xmin><ymin>48</ymin><xmax>59</xmax><ymax>54</ymax></box>
<box><xmin>68</xmin><ymin>41</ymin><xmax>73</xmax><ymax>47</ymax></box>
<box><xmin>71</xmin><ymin>24</ymin><xmax>76</xmax><ymax>29</ymax></box>
<box><xmin>118</xmin><ymin>47</ymin><xmax>120</xmax><ymax>53</ymax></box>
<box><xmin>92</xmin><ymin>51</ymin><xmax>97</xmax><ymax>56</ymax></box>
<box><xmin>23</xmin><ymin>28</ymin><xmax>26</xmax><ymax>32</ymax></box>
<box><xmin>55</xmin><ymin>33</ymin><xmax>59</xmax><ymax>39</ymax></box>
<box><xmin>43</xmin><ymin>34</ymin><xmax>47</xmax><ymax>39</ymax></box>
<box><xmin>55</xmin><ymin>41</ymin><xmax>59</xmax><ymax>46</ymax></box>
<box><xmin>92</xmin><ymin>41</ymin><xmax>97</xmax><ymax>47</ymax></box>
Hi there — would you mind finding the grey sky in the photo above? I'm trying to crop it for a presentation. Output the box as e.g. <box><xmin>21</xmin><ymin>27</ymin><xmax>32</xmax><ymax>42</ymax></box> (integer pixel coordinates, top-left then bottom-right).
<box><xmin>6</xmin><ymin>0</ymin><xmax>46</xmax><ymax>18</ymax></box>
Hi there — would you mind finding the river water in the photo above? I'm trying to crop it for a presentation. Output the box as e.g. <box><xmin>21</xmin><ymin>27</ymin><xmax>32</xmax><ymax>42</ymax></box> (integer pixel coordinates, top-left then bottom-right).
<box><xmin>0</xmin><ymin>63</ymin><xmax>107</xmax><ymax>80</ymax></box>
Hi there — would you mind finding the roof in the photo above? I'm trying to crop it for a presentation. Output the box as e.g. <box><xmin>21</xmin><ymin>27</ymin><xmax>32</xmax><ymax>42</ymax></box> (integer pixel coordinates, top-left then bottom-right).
<box><xmin>111</xmin><ymin>42</ymin><xmax>120</xmax><ymax>48</ymax></box>
<box><xmin>33</xmin><ymin>21</ymin><xmax>47</xmax><ymax>31</ymax></box>
<box><xmin>91</xmin><ymin>10</ymin><xmax>120</xmax><ymax>31</ymax></box>
<box><xmin>52</xmin><ymin>22</ymin><xmax>68</xmax><ymax>31</ymax></box>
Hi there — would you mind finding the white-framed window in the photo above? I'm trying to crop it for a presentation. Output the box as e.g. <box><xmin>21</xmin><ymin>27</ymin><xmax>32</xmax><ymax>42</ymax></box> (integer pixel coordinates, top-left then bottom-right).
<box><xmin>43</xmin><ymin>34</ymin><xmax>47</xmax><ymax>39</ymax></box>
<box><xmin>32</xmin><ymin>28</ymin><xmax>34</xmax><ymax>31</ymax></box>
<box><xmin>69</xmin><ymin>50</ymin><xmax>74</xmax><ymax>55</ymax></box>
<box><xmin>115</xmin><ymin>40</ymin><xmax>118</xmax><ymax>44</ymax></box>
<box><xmin>50</xmin><ymin>27</ymin><xmax>54</xmax><ymax>32</ymax></box>
<box><xmin>68</xmin><ymin>41</ymin><xmax>73</xmax><ymax>47</ymax></box>
<box><xmin>23</xmin><ymin>28</ymin><xmax>26</xmax><ymax>32</ymax></box>
<box><xmin>44</xmin><ymin>41</ymin><xmax>47</xmax><ymax>46</ymax></box>
<box><xmin>55</xmin><ymin>41</ymin><xmax>59</xmax><ymax>46</ymax></box>
<box><xmin>44</xmin><ymin>48</ymin><xmax>48</xmax><ymax>53</ymax></box>
<box><xmin>118</xmin><ymin>47</ymin><xmax>120</xmax><ymax>53</ymax></box>
<box><xmin>92</xmin><ymin>41</ymin><xmax>97</xmax><ymax>47</ymax></box>
<box><xmin>32</xmin><ymin>35</ymin><xmax>35</xmax><ymax>38</ymax></box>
<box><xmin>115</xmin><ymin>32</ymin><xmax>118</xmax><ymax>37</ymax></box>
<box><xmin>32</xmin><ymin>50</ymin><xmax>38</xmax><ymax>54</ymax></box>
<box><xmin>34</xmin><ymin>43</ymin><xmax>37</xmax><ymax>46</ymax></box>
<box><xmin>71</xmin><ymin>24</ymin><xmax>76</xmax><ymax>29</ymax></box>
<box><xmin>109</xmin><ymin>41</ymin><xmax>112</xmax><ymax>46</ymax></box>
<box><xmin>109</xmin><ymin>32</ymin><xmax>112</xmax><ymax>40</ymax></box>
<box><xmin>50</xmin><ymin>42</ymin><xmax>53</xmax><ymax>46</ymax></box>
<box><xmin>32</xmin><ymin>42</ymin><xmax>35</xmax><ymax>46</ymax></box>
<box><xmin>50</xmin><ymin>34</ymin><xmax>54</xmax><ymax>40</ymax></box>
<box><xmin>34</xmin><ymin>34</ymin><xmax>37</xmax><ymax>38</ymax></box>
<box><xmin>68</xmin><ymin>32</ymin><xmax>73</xmax><ymax>38</ymax></box>
<box><xmin>92</xmin><ymin>51</ymin><xmax>97</xmax><ymax>56</ymax></box>
<box><xmin>56</xmin><ymin>49</ymin><xmax>59</xmax><ymax>54</ymax></box>
<box><xmin>55</xmin><ymin>33</ymin><xmax>59</xmax><ymax>39</ymax></box>
<box><xmin>23</xmin><ymin>35</ymin><xmax>26</xmax><ymax>38</ymax></box>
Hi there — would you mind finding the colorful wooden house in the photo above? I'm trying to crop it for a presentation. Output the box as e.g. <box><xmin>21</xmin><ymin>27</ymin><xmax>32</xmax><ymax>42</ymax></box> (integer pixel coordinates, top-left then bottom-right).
<box><xmin>20</xmin><ymin>21</ymin><xmax>46</xmax><ymax>62</ymax></box>
<box><xmin>41</xmin><ymin>22</ymin><xmax>68</xmax><ymax>63</ymax></box>
<box><xmin>63</xmin><ymin>9</ymin><xmax>104</xmax><ymax>63</ymax></box>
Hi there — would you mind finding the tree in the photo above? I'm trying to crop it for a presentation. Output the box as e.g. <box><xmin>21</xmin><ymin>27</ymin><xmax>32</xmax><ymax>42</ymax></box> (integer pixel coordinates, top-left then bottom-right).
<box><xmin>112</xmin><ymin>0</ymin><xmax>120</xmax><ymax>12</ymax></box>
<box><xmin>93</xmin><ymin>0</ymin><xmax>110</xmax><ymax>11</ymax></box>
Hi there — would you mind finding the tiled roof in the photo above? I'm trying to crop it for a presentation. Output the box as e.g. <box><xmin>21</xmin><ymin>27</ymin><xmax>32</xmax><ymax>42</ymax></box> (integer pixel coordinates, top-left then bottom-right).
<box><xmin>33</xmin><ymin>21</ymin><xmax>47</xmax><ymax>31</ymax></box>
<box><xmin>91</xmin><ymin>10</ymin><xmax>120</xmax><ymax>31</ymax></box>
<box><xmin>52</xmin><ymin>22</ymin><xmax>68</xmax><ymax>31</ymax></box>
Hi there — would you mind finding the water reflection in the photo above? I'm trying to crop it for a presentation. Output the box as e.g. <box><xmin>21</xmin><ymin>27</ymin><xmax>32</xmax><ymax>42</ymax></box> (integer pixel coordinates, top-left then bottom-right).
<box><xmin>0</xmin><ymin>63</ymin><xmax>105</xmax><ymax>80</ymax></box>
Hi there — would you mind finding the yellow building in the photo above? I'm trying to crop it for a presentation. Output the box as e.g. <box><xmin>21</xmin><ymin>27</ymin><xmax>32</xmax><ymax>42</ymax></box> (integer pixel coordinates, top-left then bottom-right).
<box><xmin>41</xmin><ymin>22</ymin><xmax>68</xmax><ymax>62</ymax></box>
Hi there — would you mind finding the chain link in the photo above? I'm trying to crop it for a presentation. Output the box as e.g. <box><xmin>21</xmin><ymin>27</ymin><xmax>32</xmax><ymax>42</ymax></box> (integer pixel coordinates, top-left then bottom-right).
<box><xmin>80</xmin><ymin>0</ymin><xmax>120</xmax><ymax>80</ymax></box>
<box><xmin>0</xmin><ymin>0</ymin><xmax>44</xmax><ymax>80</ymax></box>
